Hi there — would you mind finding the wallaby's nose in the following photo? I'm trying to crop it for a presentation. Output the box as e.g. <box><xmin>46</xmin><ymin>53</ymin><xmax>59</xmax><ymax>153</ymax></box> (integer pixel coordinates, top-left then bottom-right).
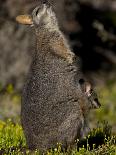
<box><xmin>42</xmin><ymin>0</ymin><xmax>52</xmax><ymax>9</ymax></box>
<box><xmin>32</xmin><ymin>6</ymin><xmax>41</xmax><ymax>25</ymax></box>
<box><xmin>43</xmin><ymin>0</ymin><xmax>47</xmax><ymax>4</ymax></box>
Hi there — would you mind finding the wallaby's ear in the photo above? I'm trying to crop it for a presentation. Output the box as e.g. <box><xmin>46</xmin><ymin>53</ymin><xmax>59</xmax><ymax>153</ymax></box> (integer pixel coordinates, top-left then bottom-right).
<box><xmin>16</xmin><ymin>15</ymin><xmax>33</xmax><ymax>25</ymax></box>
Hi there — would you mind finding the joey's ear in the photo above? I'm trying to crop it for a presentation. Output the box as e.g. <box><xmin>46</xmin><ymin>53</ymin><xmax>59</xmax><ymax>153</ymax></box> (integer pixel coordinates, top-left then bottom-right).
<box><xmin>79</xmin><ymin>79</ymin><xmax>92</xmax><ymax>95</ymax></box>
<box><xmin>85</xmin><ymin>82</ymin><xmax>92</xmax><ymax>96</ymax></box>
<box><xmin>16</xmin><ymin>15</ymin><xmax>33</xmax><ymax>25</ymax></box>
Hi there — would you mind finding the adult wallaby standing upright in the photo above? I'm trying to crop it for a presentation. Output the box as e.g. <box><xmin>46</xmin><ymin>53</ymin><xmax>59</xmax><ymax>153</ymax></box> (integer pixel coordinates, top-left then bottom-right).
<box><xmin>16</xmin><ymin>1</ymin><xmax>100</xmax><ymax>152</ymax></box>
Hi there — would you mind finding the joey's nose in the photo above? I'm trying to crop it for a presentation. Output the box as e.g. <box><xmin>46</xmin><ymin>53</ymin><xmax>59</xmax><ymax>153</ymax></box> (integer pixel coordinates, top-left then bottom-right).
<box><xmin>94</xmin><ymin>98</ymin><xmax>101</xmax><ymax>108</ymax></box>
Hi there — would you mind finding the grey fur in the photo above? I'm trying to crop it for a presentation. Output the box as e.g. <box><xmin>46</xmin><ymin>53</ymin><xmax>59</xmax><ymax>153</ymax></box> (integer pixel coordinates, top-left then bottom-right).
<box><xmin>21</xmin><ymin>4</ymin><xmax>99</xmax><ymax>152</ymax></box>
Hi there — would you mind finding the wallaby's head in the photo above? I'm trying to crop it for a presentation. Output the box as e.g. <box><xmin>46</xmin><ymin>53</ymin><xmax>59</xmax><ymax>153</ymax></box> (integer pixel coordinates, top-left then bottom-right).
<box><xmin>32</xmin><ymin>4</ymin><xmax>57</xmax><ymax>28</ymax></box>
<box><xmin>16</xmin><ymin>3</ymin><xmax>58</xmax><ymax>30</ymax></box>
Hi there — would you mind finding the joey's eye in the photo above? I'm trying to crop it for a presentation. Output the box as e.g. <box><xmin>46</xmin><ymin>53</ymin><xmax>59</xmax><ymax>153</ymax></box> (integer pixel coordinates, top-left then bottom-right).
<box><xmin>90</xmin><ymin>89</ymin><xmax>93</xmax><ymax>94</ymax></box>
<box><xmin>79</xmin><ymin>79</ymin><xmax>85</xmax><ymax>85</ymax></box>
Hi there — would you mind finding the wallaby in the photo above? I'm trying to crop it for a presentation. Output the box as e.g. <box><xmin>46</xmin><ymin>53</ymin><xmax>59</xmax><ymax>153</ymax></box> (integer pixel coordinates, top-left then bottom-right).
<box><xmin>16</xmin><ymin>2</ymin><xmax>100</xmax><ymax>152</ymax></box>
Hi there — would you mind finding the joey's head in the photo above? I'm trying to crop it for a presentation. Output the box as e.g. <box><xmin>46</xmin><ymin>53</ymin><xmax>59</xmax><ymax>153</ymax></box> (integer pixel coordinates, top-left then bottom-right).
<box><xmin>79</xmin><ymin>79</ymin><xmax>101</xmax><ymax>109</ymax></box>
<box><xmin>87</xmin><ymin>89</ymin><xmax>101</xmax><ymax>109</ymax></box>
<box><xmin>16</xmin><ymin>4</ymin><xmax>58</xmax><ymax>30</ymax></box>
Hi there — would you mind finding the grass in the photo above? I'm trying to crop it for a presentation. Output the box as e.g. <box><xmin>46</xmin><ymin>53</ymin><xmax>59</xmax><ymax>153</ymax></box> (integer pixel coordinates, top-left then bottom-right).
<box><xmin>89</xmin><ymin>79</ymin><xmax>116</xmax><ymax>133</ymax></box>
<box><xmin>0</xmin><ymin>80</ymin><xmax>116</xmax><ymax>154</ymax></box>
<box><xmin>0</xmin><ymin>119</ymin><xmax>26</xmax><ymax>154</ymax></box>
<box><xmin>0</xmin><ymin>119</ymin><xmax>116</xmax><ymax>154</ymax></box>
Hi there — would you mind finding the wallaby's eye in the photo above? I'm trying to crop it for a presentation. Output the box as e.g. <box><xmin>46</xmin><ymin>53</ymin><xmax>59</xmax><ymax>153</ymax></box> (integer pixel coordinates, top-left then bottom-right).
<box><xmin>79</xmin><ymin>79</ymin><xmax>85</xmax><ymax>85</ymax></box>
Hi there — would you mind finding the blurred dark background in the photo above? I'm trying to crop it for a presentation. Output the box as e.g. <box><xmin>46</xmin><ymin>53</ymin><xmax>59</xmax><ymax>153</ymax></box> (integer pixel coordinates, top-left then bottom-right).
<box><xmin>0</xmin><ymin>0</ymin><xmax>116</xmax><ymax>90</ymax></box>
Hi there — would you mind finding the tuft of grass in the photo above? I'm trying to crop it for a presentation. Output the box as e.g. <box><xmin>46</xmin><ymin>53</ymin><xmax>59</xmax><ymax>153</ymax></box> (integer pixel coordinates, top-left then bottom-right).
<box><xmin>0</xmin><ymin>119</ymin><xmax>26</xmax><ymax>154</ymax></box>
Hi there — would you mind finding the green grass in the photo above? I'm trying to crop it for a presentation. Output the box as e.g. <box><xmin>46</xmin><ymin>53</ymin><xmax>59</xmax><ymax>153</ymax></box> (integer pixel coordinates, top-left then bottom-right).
<box><xmin>90</xmin><ymin>80</ymin><xmax>116</xmax><ymax>133</ymax></box>
<box><xmin>0</xmin><ymin>119</ymin><xmax>26</xmax><ymax>154</ymax></box>
<box><xmin>0</xmin><ymin>80</ymin><xmax>116</xmax><ymax>154</ymax></box>
<box><xmin>0</xmin><ymin>119</ymin><xmax>116</xmax><ymax>155</ymax></box>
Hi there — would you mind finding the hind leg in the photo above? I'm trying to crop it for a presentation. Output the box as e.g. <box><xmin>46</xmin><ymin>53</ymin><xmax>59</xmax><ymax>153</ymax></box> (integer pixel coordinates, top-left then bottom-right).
<box><xmin>57</xmin><ymin>112</ymin><xmax>85</xmax><ymax>149</ymax></box>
